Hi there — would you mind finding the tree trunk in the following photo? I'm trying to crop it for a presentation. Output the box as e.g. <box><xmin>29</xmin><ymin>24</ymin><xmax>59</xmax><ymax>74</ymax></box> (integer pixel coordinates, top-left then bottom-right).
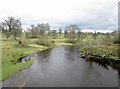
<box><xmin>14</xmin><ymin>37</ymin><xmax>23</xmax><ymax>47</ymax></box>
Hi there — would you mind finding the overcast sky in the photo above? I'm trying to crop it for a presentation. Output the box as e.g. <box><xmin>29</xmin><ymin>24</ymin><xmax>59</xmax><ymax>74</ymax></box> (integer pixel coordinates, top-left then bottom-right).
<box><xmin>0</xmin><ymin>0</ymin><xmax>119</xmax><ymax>32</ymax></box>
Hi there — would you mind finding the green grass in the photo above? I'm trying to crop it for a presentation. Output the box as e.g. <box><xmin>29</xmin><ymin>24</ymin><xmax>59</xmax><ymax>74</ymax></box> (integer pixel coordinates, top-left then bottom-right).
<box><xmin>80</xmin><ymin>44</ymin><xmax>119</xmax><ymax>60</ymax></box>
<box><xmin>1</xmin><ymin>39</ymin><xmax>52</xmax><ymax>81</ymax></box>
<box><xmin>78</xmin><ymin>34</ymin><xmax>120</xmax><ymax>69</ymax></box>
<box><xmin>2</xmin><ymin>33</ymin><xmax>117</xmax><ymax>81</ymax></box>
<box><xmin>80</xmin><ymin>44</ymin><xmax>120</xmax><ymax>69</ymax></box>
<box><xmin>55</xmin><ymin>34</ymin><xmax>65</xmax><ymax>39</ymax></box>
<box><xmin>51</xmin><ymin>38</ymin><xmax>67</xmax><ymax>43</ymax></box>
<box><xmin>1</xmin><ymin>36</ymin><xmax>74</xmax><ymax>81</ymax></box>
<box><xmin>2</xmin><ymin>59</ymin><xmax>34</xmax><ymax>81</ymax></box>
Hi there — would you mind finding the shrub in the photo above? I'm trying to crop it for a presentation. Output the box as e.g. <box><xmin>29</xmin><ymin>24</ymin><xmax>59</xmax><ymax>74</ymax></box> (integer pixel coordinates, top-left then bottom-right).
<box><xmin>66</xmin><ymin>33</ymin><xmax>77</xmax><ymax>43</ymax></box>
<box><xmin>113</xmin><ymin>36</ymin><xmax>120</xmax><ymax>44</ymax></box>
<box><xmin>52</xmin><ymin>40</ymin><xmax>55</xmax><ymax>43</ymax></box>
<box><xmin>36</xmin><ymin>35</ymin><xmax>52</xmax><ymax>47</ymax></box>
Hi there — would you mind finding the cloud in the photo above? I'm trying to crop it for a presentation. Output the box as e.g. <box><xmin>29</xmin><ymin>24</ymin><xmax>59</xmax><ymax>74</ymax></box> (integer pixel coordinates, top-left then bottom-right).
<box><xmin>0</xmin><ymin>0</ymin><xmax>119</xmax><ymax>31</ymax></box>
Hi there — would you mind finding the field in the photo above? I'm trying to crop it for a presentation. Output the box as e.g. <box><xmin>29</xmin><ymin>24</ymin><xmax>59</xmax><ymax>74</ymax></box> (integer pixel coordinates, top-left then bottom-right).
<box><xmin>1</xmin><ymin>32</ymin><xmax>120</xmax><ymax>81</ymax></box>
<box><xmin>1</xmin><ymin>34</ymin><xmax>73</xmax><ymax>81</ymax></box>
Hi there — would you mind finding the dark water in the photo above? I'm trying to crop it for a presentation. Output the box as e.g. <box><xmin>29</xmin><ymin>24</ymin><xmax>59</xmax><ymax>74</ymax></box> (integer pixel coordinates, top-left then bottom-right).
<box><xmin>2</xmin><ymin>46</ymin><xmax>118</xmax><ymax>87</ymax></box>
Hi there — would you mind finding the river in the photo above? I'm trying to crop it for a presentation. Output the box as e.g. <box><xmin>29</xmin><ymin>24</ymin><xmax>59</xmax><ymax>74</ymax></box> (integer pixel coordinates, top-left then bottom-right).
<box><xmin>2</xmin><ymin>46</ymin><xmax>118</xmax><ymax>87</ymax></box>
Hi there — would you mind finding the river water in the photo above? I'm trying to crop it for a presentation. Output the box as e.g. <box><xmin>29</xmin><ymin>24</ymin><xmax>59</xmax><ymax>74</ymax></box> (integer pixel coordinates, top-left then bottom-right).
<box><xmin>2</xmin><ymin>46</ymin><xmax>118</xmax><ymax>87</ymax></box>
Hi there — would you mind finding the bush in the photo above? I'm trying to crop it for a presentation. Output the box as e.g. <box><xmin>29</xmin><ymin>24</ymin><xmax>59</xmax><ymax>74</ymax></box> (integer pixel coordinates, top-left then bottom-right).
<box><xmin>102</xmin><ymin>36</ymin><xmax>114</xmax><ymax>45</ymax></box>
<box><xmin>66</xmin><ymin>39</ymin><xmax>76</xmax><ymax>43</ymax></box>
<box><xmin>113</xmin><ymin>36</ymin><xmax>120</xmax><ymax>44</ymax></box>
<box><xmin>52</xmin><ymin>40</ymin><xmax>55</xmax><ymax>43</ymax></box>
<box><xmin>36</xmin><ymin>35</ymin><xmax>52</xmax><ymax>47</ymax></box>
<box><xmin>66</xmin><ymin>33</ymin><xmax>77</xmax><ymax>43</ymax></box>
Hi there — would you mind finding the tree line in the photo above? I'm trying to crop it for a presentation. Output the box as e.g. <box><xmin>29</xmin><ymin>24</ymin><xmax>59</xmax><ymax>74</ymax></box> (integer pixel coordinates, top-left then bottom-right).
<box><xmin>0</xmin><ymin>17</ymin><xmax>119</xmax><ymax>47</ymax></box>
<box><xmin>0</xmin><ymin>17</ymin><xmax>84</xmax><ymax>45</ymax></box>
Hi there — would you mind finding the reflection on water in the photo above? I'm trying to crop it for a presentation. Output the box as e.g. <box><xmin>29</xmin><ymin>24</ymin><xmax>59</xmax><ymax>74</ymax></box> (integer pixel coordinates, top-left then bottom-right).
<box><xmin>65</xmin><ymin>45</ymin><xmax>79</xmax><ymax>53</ymax></box>
<box><xmin>86</xmin><ymin>59</ymin><xmax>109</xmax><ymax>70</ymax></box>
<box><xmin>2</xmin><ymin>46</ymin><xmax>118</xmax><ymax>87</ymax></box>
<box><xmin>37</xmin><ymin>49</ymin><xmax>51</xmax><ymax>59</ymax></box>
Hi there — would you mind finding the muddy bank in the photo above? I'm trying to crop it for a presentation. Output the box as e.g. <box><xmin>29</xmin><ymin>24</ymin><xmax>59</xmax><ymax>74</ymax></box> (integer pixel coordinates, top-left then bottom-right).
<box><xmin>80</xmin><ymin>51</ymin><xmax>120</xmax><ymax>70</ymax></box>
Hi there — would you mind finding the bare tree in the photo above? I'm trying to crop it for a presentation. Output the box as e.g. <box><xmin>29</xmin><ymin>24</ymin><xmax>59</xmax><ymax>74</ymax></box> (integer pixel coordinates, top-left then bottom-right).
<box><xmin>77</xmin><ymin>28</ymin><xmax>81</xmax><ymax>40</ymax></box>
<box><xmin>1</xmin><ymin>17</ymin><xmax>22</xmax><ymax>46</ymax></box>
<box><xmin>37</xmin><ymin>23</ymin><xmax>50</xmax><ymax>35</ymax></box>
<box><xmin>52</xmin><ymin>30</ymin><xmax>57</xmax><ymax>39</ymax></box>
<box><xmin>65</xmin><ymin>24</ymin><xmax>80</xmax><ymax>43</ymax></box>
<box><xmin>64</xmin><ymin>30</ymin><xmax>68</xmax><ymax>38</ymax></box>
<box><xmin>58</xmin><ymin>28</ymin><xmax>62</xmax><ymax>35</ymax></box>
<box><xmin>66</xmin><ymin>24</ymin><xmax>79</xmax><ymax>33</ymax></box>
<box><xmin>30</xmin><ymin>25</ymin><xmax>38</xmax><ymax>38</ymax></box>
<box><xmin>29</xmin><ymin>23</ymin><xmax>50</xmax><ymax>38</ymax></box>
<box><xmin>92</xmin><ymin>31</ymin><xmax>97</xmax><ymax>45</ymax></box>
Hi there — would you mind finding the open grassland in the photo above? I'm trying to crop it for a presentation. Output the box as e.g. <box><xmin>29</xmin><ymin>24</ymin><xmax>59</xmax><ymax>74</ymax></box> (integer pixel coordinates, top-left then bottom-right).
<box><xmin>2</xmin><ymin>37</ymin><xmax>73</xmax><ymax>81</ymax></box>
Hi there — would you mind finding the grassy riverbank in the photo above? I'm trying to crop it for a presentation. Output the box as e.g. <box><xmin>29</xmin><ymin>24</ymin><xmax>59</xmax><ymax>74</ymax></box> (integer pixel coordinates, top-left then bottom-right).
<box><xmin>2</xmin><ymin>30</ymin><xmax>119</xmax><ymax>81</ymax></box>
<box><xmin>2</xmin><ymin>40</ymin><xmax>48</xmax><ymax>81</ymax></box>
<box><xmin>2</xmin><ymin>38</ymin><xmax>73</xmax><ymax>81</ymax></box>
<box><xmin>80</xmin><ymin>44</ymin><xmax>120</xmax><ymax>69</ymax></box>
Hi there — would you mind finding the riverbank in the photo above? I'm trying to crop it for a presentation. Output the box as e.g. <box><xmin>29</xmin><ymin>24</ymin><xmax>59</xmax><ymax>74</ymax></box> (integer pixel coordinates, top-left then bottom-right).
<box><xmin>2</xmin><ymin>39</ymin><xmax>73</xmax><ymax>81</ymax></box>
<box><xmin>2</xmin><ymin>46</ymin><xmax>118</xmax><ymax>87</ymax></box>
<box><xmin>2</xmin><ymin>40</ymin><xmax>49</xmax><ymax>81</ymax></box>
<box><xmin>79</xmin><ymin>44</ymin><xmax>120</xmax><ymax>70</ymax></box>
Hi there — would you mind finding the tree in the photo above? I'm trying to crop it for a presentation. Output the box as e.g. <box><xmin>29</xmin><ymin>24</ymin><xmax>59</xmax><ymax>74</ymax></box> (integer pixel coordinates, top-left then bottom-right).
<box><xmin>29</xmin><ymin>23</ymin><xmax>50</xmax><ymax>38</ymax></box>
<box><xmin>77</xmin><ymin>28</ymin><xmax>81</xmax><ymax>40</ymax></box>
<box><xmin>37</xmin><ymin>23</ymin><xmax>50</xmax><ymax>35</ymax></box>
<box><xmin>65</xmin><ymin>24</ymin><xmax>79</xmax><ymax>43</ymax></box>
<box><xmin>30</xmin><ymin>25</ymin><xmax>38</xmax><ymax>38</ymax></box>
<box><xmin>48</xmin><ymin>30</ymin><xmax>52</xmax><ymax>38</ymax></box>
<box><xmin>64</xmin><ymin>30</ymin><xmax>68</xmax><ymax>38</ymax></box>
<box><xmin>35</xmin><ymin>23</ymin><xmax>51</xmax><ymax>46</ymax></box>
<box><xmin>66</xmin><ymin>24</ymin><xmax>79</xmax><ymax>33</ymax></box>
<box><xmin>92</xmin><ymin>31</ymin><xmax>97</xmax><ymax>45</ymax></box>
<box><xmin>58</xmin><ymin>28</ymin><xmax>62</xmax><ymax>35</ymax></box>
<box><xmin>52</xmin><ymin>30</ymin><xmax>57</xmax><ymax>39</ymax></box>
<box><xmin>25</xmin><ymin>32</ymin><xmax>30</xmax><ymax>39</ymax></box>
<box><xmin>1</xmin><ymin>17</ymin><xmax>23</xmax><ymax>46</ymax></box>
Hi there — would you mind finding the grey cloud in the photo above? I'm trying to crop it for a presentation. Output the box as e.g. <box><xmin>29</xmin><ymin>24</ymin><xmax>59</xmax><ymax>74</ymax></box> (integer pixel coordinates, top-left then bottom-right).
<box><xmin>13</xmin><ymin>0</ymin><xmax>118</xmax><ymax>32</ymax></box>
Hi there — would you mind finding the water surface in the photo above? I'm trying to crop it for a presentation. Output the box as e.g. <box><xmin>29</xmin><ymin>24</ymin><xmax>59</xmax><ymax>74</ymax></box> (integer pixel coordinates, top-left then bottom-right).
<box><xmin>2</xmin><ymin>46</ymin><xmax>118</xmax><ymax>87</ymax></box>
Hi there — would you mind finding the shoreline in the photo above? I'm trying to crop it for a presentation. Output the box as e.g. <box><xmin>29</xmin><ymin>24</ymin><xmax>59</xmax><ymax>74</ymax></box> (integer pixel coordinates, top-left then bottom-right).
<box><xmin>2</xmin><ymin>43</ymin><xmax>73</xmax><ymax>81</ymax></box>
<box><xmin>80</xmin><ymin>51</ymin><xmax>120</xmax><ymax>70</ymax></box>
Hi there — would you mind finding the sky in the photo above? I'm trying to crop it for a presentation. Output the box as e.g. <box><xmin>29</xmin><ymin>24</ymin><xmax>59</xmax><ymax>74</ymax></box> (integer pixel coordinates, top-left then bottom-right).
<box><xmin>0</xmin><ymin>0</ymin><xmax>119</xmax><ymax>32</ymax></box>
